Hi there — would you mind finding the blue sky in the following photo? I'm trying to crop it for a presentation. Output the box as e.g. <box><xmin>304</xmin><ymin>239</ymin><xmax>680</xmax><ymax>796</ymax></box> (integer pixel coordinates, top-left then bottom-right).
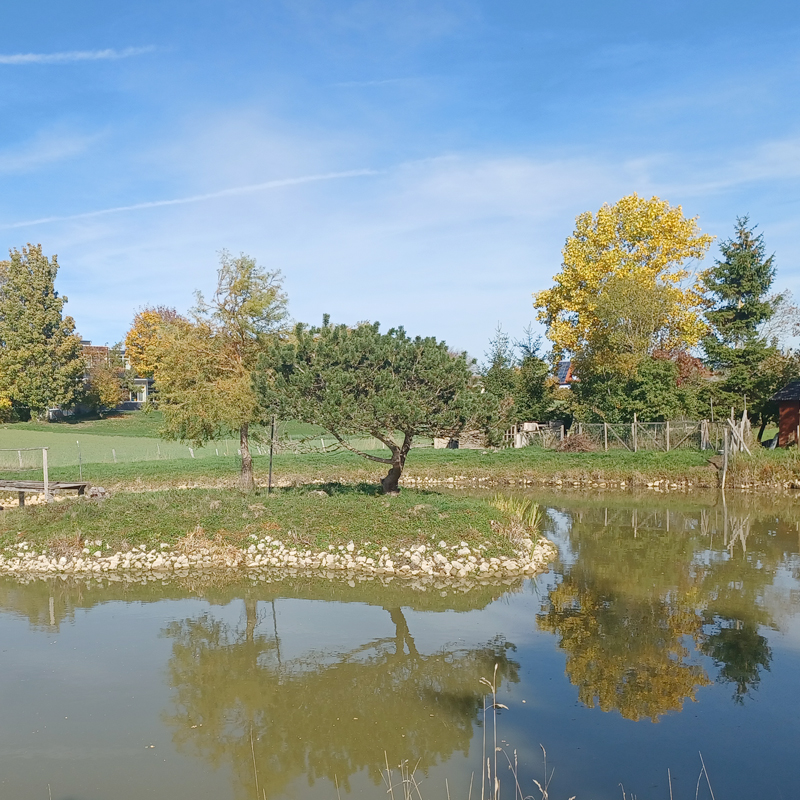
<box><xmin>1</xmin><ymin>0</ymin><xmax>798</xmax><ymax>359</ymax></box>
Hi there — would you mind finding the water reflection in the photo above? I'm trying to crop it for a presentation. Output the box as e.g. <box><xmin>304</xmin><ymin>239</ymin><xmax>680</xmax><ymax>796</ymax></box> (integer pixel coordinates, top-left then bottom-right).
<box><xmin>536</xmin><ymin>495</ymin><xmax>791</xmax><ymax>720</ymax></box>
<box><xmin>161</xmin><ymin>599</ymin><xmax>518</xmax><ymax>799</ymax></box>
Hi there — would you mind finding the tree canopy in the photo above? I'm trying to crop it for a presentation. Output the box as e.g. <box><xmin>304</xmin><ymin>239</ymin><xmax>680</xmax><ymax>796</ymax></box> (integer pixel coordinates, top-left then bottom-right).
<box><xmin>702</xmin><ymin>218</ymin><xmax>792</xmax><ymax>426</ymax></box>
<box><xmin>124</xmin><ymin>305</ymin><xmax>185</xmax><ymax>379</ymax></box>
<box><xmin>704</xmin><ymin>216</ymin><xmax>775</xmax><ymax>346</ymax></box>
<box><xmin>534</xmin><ymin>194</ymin><xmax>713</xmax><ymax>366</ymax></box>
<box><xmin>0</xmin><ymin>244</ymin><xmax>84</xmax><ymax>418</ymax></box>
<box><xmin>482</xmin><ymin>325</ymin><xmax>553</xmax><ymax>436</ymax></box>
<box><xmin>261</xmin><ymin>320</ymin><xmax>478</xmax><ymax>493</ymax></box>
<box><xmin>155</xmin><ymin>252</ymin><xmax>288</xmax><ymax>491</ymax></box>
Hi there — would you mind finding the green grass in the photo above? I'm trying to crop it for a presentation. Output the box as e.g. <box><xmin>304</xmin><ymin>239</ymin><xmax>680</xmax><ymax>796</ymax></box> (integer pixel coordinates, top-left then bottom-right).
<box><xmin>0</xmin><ymin>446</ymin><xmax>721</xmax><ymax>491</ymax></box>
<box><xmin>3</xmin><ymin>411</ymin><xmax>336</xmax><ymax>441</ymax></box>
<box><xmin>2</xmin><ymin>410</ymin><xmax>165</xmax><ymax>437</ymax></box>
<box><xmin>0</xmin><ymin>484</ymin><xmax>523</xmax><ymax>559</ymax></box>
<box><xmin>5</xmin><ymin>407</ymin><xmax>799</xmax><ymax>491</ymax></box>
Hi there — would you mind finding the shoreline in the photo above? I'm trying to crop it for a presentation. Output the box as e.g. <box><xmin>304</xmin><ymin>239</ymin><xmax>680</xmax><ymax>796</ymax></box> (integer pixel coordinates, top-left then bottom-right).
<box><xmin>0</xmin><ymin>533</ymin><xmax>557</xmax><ymax>581</ymax></box>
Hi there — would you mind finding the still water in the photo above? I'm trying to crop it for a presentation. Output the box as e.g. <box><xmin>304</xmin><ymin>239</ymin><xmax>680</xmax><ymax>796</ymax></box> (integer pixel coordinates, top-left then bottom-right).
<box><xmin>1</xmin><ymin>491</ymin><xmax>799</xmax><ymax>800</ymax></box>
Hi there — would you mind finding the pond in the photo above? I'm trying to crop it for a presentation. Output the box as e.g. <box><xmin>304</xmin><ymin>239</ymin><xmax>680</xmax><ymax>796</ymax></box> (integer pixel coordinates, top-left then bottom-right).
<box><xmin>1</xmin><ymin>491</ymin><xmax>799</xmax><ymax>799</ymax></box>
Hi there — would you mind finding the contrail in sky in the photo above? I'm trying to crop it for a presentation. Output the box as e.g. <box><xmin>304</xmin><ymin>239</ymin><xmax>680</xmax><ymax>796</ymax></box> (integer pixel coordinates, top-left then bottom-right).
<box><xmin>0</xmin><ymin>169</ymin><xmax>380</xmax><ymax>230</ymax></box>
<box><xmin>0</xmin><ymin>46</ymin><xmax>155</xmax><ymax>65</ymax></box>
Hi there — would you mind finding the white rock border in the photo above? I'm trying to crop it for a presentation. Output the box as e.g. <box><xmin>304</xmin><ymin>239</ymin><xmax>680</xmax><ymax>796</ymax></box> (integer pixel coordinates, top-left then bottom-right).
<box><xmin>0</xmin><ymin>535</ymin><xmax>557</xmax><ymax>580</ymax></box>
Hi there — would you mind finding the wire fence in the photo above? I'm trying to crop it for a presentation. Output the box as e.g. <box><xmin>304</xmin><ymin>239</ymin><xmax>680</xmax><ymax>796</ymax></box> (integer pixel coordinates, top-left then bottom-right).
<box><xmin>0</xmin><ymin>423</ymin><xmax>435</xmax><ymax>475</ymax></box>
<box><xmin>505</xmin><ymin>419</ymin><xmax>733</xmax><ymax>452</ymax></box>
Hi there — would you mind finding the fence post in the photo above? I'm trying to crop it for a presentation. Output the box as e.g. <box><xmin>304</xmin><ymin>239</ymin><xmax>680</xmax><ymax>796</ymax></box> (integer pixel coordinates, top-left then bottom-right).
<box><xmin>43</xmin><ymin>448</ymin><xmax>50</xmax><ymax>502</ymax></box>
<box><xmin>721</xmin><ymin>428</ymin><xmax>729</xmax><ymax>490</ymax></box>
<box><xmin>560</xmin><ymin>424</ymin><xmax>564</xmax><ymax>442</ymax></box>
<box><xmin>604</xmin><ymin>422</ymin><xmax>608</xmax><ymax>452</ymax></box>
<box><xmin>633</xmin><ymin>413</ymin><xmax>638</xmax><ymax>453</ymax></box>
<box><xmin>268</xmin><ymin>415</ymin><xmax>276</xmax><ymax>494</ymax></box>
<box><xmin>666</xmin><ymin>420</ymin><xmax>670</xmax><ymax>452</ymax></box>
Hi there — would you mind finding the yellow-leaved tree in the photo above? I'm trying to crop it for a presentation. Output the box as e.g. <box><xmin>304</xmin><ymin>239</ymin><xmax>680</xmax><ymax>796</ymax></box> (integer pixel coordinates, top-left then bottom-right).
<box><xmin>534</xmin><ymin>194</ymin><xmax>713</xmax><ymax>373</ymax></box>
<box><xmin>124</xmin><ymin>306</ymin><xmax>186</xmax><ymax>378</ymax></box>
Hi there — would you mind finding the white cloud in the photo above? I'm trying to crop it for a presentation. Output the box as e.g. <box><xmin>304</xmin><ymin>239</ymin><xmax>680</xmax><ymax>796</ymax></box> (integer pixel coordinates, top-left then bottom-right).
<box><xmin>0</xmin><ymin>46</ymin><xmax>154</xmax><ymax>65</ymax></box>
<box><xmin>0</xmin><ymin>169</ymin><xmax>380</xmax><ymax>231</ymax></box>
<box><xmin>0</xmin><ymin>131</ymin><xmax>100</xmax><ymax>174</ymax></box>
<box><xmin>4</xmin><ymin>112</ymin><xmax>798</xmax><ymax>358</ymax></box>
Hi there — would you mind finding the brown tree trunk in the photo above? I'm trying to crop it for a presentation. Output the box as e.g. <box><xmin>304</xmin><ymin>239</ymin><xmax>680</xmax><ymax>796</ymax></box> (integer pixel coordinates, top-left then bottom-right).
<box><xmin>380</xmin><ymin>462</ymin><xmax>403</xmax><ymax>495</ymax></box>
<box><xmin>379</xmin><ymin>434</ymin><xmax>412</xmax><ymax>495</ymax></box>
<box><xmin>238</xmin><ymin>423</ymin><xmax>256</xmax><ymax>492</ymax></box>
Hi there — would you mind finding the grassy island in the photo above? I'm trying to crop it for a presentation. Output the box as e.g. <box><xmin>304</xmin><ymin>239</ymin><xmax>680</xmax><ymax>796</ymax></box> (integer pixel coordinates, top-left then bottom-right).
<box><xmin>0</xmin><ymin>484</ymin><xmax>555</xmax><ymax>581</ymax></box>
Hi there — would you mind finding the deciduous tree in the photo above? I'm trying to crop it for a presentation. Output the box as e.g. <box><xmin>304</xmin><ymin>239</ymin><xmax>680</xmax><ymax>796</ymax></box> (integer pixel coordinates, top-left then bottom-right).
<box><xmin>84</xmin><ymin>343</ymin><xmax>135</xmax><ymax>411</ymax></box>
<box><xmin>155</xmin><ymin>251</ymin><xmax>288</xmax><ymax>491</ymax></box>
<box><xmin>124</xmin><ymin>306</ymin><xmax>185</xmax><ymax>378</ymax></box>
<box><xmin>0</xmin><ymin>244</ymin><xmax>84</xmax><ymax>418</ymax></box>
<box><xmin>534</xmin><ymin>194</ymin><xmax>713</xmax><ymax>365</ymax></box>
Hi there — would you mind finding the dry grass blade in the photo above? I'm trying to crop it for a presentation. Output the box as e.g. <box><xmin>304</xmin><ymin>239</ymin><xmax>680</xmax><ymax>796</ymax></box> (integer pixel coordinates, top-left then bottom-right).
<box><xmin>699</xmin><ymin>753</ymin><xmax>716</xmax><ymax>800</ymax></box>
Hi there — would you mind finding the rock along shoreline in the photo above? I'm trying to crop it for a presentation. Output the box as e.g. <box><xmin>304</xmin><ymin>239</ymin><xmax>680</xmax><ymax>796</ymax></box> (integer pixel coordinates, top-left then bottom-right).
<box><xmin>0</xmin><ymin>533</ymin><xmax>557</xmax><ymax>581</ymax></box>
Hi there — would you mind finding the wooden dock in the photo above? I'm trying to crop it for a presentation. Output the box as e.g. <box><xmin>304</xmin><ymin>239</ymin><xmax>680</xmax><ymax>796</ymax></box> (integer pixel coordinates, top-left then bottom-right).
<box><xmin>0</xmin><ymin>480</ymin><xmax>91</xmax><ymax>507</ymax></box>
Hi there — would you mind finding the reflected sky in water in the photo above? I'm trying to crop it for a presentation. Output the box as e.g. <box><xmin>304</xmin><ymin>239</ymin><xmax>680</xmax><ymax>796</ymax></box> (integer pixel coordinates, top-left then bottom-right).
<box><xmin>1</xmin><ymin>491</ymin><xmax>799</xmax><ymax>799</ymax></box>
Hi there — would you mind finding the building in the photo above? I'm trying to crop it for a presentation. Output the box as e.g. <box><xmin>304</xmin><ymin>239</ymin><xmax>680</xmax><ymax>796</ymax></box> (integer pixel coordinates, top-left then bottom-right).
<box><xmin>771</xmin><ymin>380</ymin><xmax>800</xmax><ymax>446</ymax></box>
<box><xmin>556</xmin><ymin>360</ymin><xmax>574</xmax><ymax>388</ymax></box>
<box><xmin>81</xmin><ymin>340</ymin><xmax>153</xmax><ymax>409</ymax></box>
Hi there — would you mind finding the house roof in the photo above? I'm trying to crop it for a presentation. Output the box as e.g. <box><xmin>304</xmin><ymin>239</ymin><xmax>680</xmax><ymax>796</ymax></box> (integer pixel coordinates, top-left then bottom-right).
<box><xmin>556</xmin><ymin>360</ymin><xmax>572</xmax><ymax>384</ymax></box>
<box><xmin>772</xmin><ymin>379</ymin><xmax>800</xmax><ymax>403</ymax></box>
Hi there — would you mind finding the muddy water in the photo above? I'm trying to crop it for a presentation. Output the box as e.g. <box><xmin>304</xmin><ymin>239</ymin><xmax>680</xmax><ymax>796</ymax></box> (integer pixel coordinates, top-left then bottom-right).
<box><xmin>1</xmin><ymin>491</ymin><xmax>799</xmax><ymax>800</ymax></box>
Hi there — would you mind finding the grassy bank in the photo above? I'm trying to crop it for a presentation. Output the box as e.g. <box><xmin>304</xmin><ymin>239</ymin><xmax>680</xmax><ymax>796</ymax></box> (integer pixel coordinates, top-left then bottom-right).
<box><xmin>0</xmin><ymin>484</ymin><xmax>529</xmax><ymax>560</ymax></box>
<box><xmin>6</xmin><ymin>407</ymin><xmax>800</xmax><ymax>491</ymax></box>
<box><xmin>0</xmin><ymin>446</ymin><xmax>716</xmax><ymax>487</ymax></box>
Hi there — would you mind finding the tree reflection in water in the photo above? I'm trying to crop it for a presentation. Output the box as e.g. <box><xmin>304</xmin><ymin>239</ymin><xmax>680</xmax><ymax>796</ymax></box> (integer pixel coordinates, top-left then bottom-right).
<box><xmin>161</xmin><ymin>600</ymin><xmax>518</xmax><ymax>799</ymax></box>
<box><xmin>537</xmin><ymin>500</ymin><xmax>779</xmax><ymax>721</ymax></box>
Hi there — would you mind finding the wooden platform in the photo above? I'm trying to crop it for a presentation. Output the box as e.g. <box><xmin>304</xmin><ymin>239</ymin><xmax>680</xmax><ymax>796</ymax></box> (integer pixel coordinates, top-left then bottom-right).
<box><xmin>0</xmin><ymin>480</ymin><xmax>90</xmax><ymax>507</ymax></box>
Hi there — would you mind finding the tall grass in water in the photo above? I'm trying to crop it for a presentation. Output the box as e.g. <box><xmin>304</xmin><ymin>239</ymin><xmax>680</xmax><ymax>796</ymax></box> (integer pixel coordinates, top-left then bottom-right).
<box><xmin>379</xmin><ymin>665</ymin><xmax>719</xmax><ymax>800</ymax></box>
<box><xmin>381</xmin><ymin>664</ymin><xmax>565</xmax><ymax>800</ymax></box>
<box><xmin>490</xmin><ymin>494</ymin><xmax>542</xmax><ymax>533</ymax></box>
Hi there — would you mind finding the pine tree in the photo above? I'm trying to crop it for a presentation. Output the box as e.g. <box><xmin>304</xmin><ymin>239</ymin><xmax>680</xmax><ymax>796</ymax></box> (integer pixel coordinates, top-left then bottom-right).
<box><xmin>0</xmin><ymin>244</ymin><xmax>84</xmax><ymax>418</ymax></box>
<box><xmin>702</xmin><ymin>219</ymin><xmax>786</xmax><ymax>427</ymax></box>
<box><xmin>704</xmin><ymin>216</ymin><xmax>775</xmax><ymax>347</ymax></box>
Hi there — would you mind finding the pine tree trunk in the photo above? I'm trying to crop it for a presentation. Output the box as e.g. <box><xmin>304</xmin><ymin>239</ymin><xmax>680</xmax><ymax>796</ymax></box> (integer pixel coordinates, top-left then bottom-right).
<box><xmin>380</xmin><ymin>463</ymin><xmax>403</xmax><ymax>495</ymax></box>
<box><xmin>238</xmin><ymin>423</ymin><xmax>256</xmax><ymax>492</ymax></box>
<box><xmin>380</xmin><ymin>442</ymin><xmax>410</xmax><ymax>495</ymax></box>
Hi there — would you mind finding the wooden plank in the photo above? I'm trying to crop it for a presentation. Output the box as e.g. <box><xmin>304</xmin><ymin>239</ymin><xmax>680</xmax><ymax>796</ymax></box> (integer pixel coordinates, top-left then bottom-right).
<box><xmin>0</xmin><ymin>480</ymin><xmax>90</xmax><ymax>492</ymax></box>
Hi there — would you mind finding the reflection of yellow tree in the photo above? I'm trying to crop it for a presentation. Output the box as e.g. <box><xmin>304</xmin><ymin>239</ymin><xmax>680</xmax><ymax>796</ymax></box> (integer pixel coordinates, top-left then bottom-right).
<box><xmin>538</xmin><ymin>576</ymin><xmax>710</xmax><ymax>721</ymax></box>
<box><xmin>162</xmin><ymin>601</ymin><xmax>518</xmax><ymax>799</ymax></box>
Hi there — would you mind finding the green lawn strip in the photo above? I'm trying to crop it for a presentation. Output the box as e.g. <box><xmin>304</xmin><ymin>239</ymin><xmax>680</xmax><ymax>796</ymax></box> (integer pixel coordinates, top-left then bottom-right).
<box><xmin>2</xmin><ymin>443</ymin><xmax>797</xmax><ymax>492</ymax></box>
<box><xmin>0</xmin><ymin>485</ymin><xmax>522</xmax><ymax>560</ymax></box>
<box><xmin>2</xmin><ymin>413</ymin><xmax>326</xmax><ymax>441</ymax></box>
<box><xmin>0</xmin><ymin>448</ymin><xmax>714</xmax><ymax>490</ymax></box>
<box><xmin>1</xmin><ymin>411</ymin><xmax>165</xmax><ymax>437</ymax></box>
